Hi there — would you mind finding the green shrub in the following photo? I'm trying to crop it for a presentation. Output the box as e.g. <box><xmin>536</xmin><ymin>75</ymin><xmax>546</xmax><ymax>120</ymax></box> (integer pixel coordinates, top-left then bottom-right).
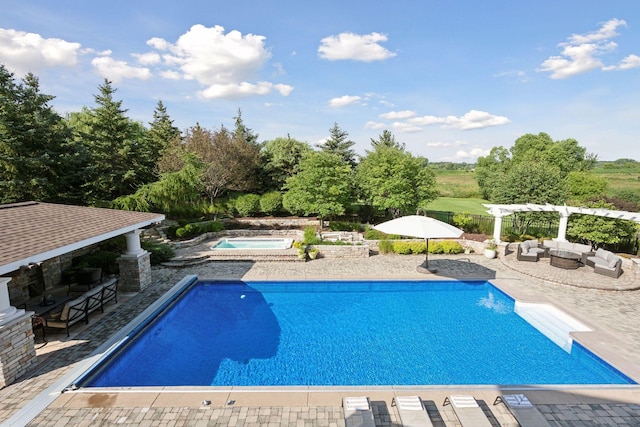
<box><xmin>329</xmin><ymin>221</ymin><xmax>363</xmax><ymax>232</ymax></box>
<box><xmin>452</xmin><ymin>212</ymin><xmax>478</xmax><ymax>233</ymax></box>
<box><xmin>292</xmin><ymin>240</ymin><xmax>304</xmax><ymax>249</ymax></box>
<box><xmin>234</xmin><ymin>194</ymin><xmax>261</xmax><ymax>217</ymax></box>
<box><xmin>405</xmin><ymin>241</ymin><xmax>423</xmax><ymax>254</ymax></box>
<box><xmin>141</xmin><ymin>242</ymin><xmax>175</xmax><ymax>265</ymax></box>
<box><xmin>202</xmin><ymin>221</ymin><xmax>225</xmax><ymax>233</ymax></box>
<box><xmin>428</xmin><ymin>241</ymin><xmax>443</xmax><ymax>254</ymax></box>
<box><xmin>259</xmin><ymin>192</ymin><xmax>283</xmax><ymax>216</ymax></box>
<box><xmin>364</xmin><ymin>228</ymin><xmax>401</xmax><ymax>240</ymax></box>
<box><xmin>440</xmin><ymin>240</ymin><xmax>464</xmax><ymax>254</ymax></box>
<box><xmin>303</xmin><ymin>226</ymin><xmax>321</xmax><ymax>244</ymax></box>
<box><xmin>392</xmin><ymin>241</ymin><xmax>413</xmax><ymax>254</ymax></box>
<box><xmin>378</xmin><ymin>240</ymin><xmax>394</xmax><ymax>254</ymax></box>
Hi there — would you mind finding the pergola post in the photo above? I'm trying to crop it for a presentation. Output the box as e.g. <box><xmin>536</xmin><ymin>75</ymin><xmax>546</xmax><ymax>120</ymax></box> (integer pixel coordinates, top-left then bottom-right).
<box><xmin>556</xmin><ymin>211</ymin><xmax>570</xmax><ymax>242</ymax></box>
<box><xmin>492</xmin><ymin>214</ymin><xmax>505</xmax><ymax>243</ymax></box>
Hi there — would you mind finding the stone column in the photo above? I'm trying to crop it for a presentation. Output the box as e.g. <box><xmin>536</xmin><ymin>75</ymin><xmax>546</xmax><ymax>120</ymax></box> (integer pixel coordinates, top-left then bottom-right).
<box><xmin>118</xmin><ymin>230</ymin><xmax>152</xmax><ymax>292</ymax></box>
<box><xmin>0</xmin><ymin>277</ymin><xmax>25</xmax><ymax>326</ymax></box>
<box><xmin>0</xmin><ymin>277</ymin><xmax>36</xmax><ymax>387</ymax></box>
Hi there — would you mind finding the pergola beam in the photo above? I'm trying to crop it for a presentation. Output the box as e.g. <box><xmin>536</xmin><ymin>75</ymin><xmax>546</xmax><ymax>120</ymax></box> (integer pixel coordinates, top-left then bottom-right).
<box><xmin>483</xmin><ymin>203</ymin><xmax>640</xmax><ymax>243</ymax></box>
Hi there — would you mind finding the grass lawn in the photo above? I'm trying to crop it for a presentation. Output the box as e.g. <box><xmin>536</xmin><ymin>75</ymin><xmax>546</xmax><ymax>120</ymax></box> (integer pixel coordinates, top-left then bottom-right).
<box><xmin>424</xmin><ymin>197</ymin><xmax>490</xmax><ymax>215</ymax></box>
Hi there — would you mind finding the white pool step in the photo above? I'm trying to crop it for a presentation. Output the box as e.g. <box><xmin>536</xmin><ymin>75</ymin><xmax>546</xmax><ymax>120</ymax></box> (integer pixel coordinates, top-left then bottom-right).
<box><xmin>514</xmin><ymin>302</ymin><xmax>592</xmax><ymax>352</ymax></box>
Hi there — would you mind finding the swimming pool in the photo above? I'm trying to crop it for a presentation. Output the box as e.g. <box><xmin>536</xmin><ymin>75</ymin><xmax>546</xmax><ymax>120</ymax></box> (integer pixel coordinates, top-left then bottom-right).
<box><xmin>78</xmin><ymin>279</ymin><xmax>634</xmax><ymax>387</ymax></box>
<box><xmin>211</xmin><ymin>238</ymin><xmax>293</xmax><ymax>250</ymax></box>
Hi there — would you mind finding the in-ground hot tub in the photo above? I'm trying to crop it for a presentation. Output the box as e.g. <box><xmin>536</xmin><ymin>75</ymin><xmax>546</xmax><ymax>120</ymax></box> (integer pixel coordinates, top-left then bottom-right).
<box><xmin>211</xmin><ymin>237</ymin><xmax>293</xmax><ymax>250</ymax></box>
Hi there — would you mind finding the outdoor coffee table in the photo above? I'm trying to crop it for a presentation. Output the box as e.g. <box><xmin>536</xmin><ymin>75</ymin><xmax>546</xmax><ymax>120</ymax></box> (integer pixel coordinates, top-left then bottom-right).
<box><xmin>549</xmin><ymin>250</ymin><xmax>581</xmax><ymax>269</ymax></box>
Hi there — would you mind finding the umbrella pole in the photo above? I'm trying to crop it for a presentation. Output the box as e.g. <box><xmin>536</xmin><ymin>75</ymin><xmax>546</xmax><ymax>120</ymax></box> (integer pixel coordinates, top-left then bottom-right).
<box><xmin>425</xmin><ymin>238</ymin><xmax>429</xmax><ymax>268</ymax></box>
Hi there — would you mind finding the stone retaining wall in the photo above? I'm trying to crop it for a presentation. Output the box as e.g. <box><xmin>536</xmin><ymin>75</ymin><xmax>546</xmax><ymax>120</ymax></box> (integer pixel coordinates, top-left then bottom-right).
<box><xmin>313</xmin><ymin>245</ymin><xmax>370</xmax><ymax>258</ymax></box>
<box><xmin>229</xmin><ymin>217</ymin><xmax>320</xmax><ymax>228</ymax></box>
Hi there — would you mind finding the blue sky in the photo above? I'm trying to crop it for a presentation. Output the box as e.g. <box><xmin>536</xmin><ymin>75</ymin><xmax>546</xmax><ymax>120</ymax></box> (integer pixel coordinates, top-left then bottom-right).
<box><xmin>2</xmin><ymin>1</ymin><xmax>639</xmax><ymax>162</ymax></box>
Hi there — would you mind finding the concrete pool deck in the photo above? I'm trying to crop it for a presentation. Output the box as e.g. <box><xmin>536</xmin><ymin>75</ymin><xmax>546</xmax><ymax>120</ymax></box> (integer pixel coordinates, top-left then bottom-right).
<box><xmin>2</xmin><ymin>245</ymin><xmax>640</xmax><ymax>426</ymax></box>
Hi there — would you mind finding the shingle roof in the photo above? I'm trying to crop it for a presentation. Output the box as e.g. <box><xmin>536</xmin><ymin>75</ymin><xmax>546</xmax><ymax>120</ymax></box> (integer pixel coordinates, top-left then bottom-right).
<box><xmin>0</xmin><ymin>202</ymin><xmax>164</xmax><ymax>275</ymax></box>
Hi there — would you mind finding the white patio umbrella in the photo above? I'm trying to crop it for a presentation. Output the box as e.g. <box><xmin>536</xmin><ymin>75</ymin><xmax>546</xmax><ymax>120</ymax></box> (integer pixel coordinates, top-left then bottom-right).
<box><xmin>373</xmin><ymin>215</ymin><xmax>464</xmax><ymax>273</ymax></box>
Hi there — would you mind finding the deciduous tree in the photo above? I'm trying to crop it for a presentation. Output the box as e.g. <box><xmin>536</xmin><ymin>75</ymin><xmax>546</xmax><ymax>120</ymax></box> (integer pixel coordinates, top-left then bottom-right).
<box><xmin>568</xmin><ymin>200</ymin><xmax>638</xmax><ymax>249</ymax></box>
<box><xmin>357</xmin><ymin>146</ymin><xmax>437</xmax><ymax>218</ymax></box>
<box><xmin>283</xmin><ymin>151</ymin><xmax>353</xmax><ymax>222</ymax></box>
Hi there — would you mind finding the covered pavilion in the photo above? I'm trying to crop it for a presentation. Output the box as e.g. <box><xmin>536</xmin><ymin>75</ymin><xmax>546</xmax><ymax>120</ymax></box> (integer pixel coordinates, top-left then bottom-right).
<box><xmin>0</xmin><ymin>201</ymin><xmax>164</xmax><ymax>387</ymax></box>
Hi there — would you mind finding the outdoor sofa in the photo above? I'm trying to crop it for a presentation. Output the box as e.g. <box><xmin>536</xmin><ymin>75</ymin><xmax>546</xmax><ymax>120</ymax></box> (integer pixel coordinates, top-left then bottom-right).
<box><xmin>45</xmin><ymin>277</ymin><xmax>118</xmax><ymax>336</ymax></box>
<box><xmin>517</xmin><ymin>239</ymin><xmax>547</xmax><ymax>262</ymax></box>
<box><xmin>542</xmin><ymin>240</ymin><xmax>594</xmax><ymax>264</ymax></box>
<box><xmin>585</xmin><ymin>248</ymin><xmax>623</xmax><ymax>278</ymax></box>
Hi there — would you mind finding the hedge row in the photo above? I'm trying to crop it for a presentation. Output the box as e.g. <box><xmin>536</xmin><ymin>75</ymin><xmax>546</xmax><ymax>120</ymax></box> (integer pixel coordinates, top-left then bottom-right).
<box><xmin>378</xmin><ymin>240</ymin><xmax>464</xmax><ymax>255</ymax></box>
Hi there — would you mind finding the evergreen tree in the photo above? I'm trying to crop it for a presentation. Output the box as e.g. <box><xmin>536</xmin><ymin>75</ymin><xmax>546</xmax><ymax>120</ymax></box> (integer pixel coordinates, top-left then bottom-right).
<box><xmin>0</xmin><ymin>66</ymin><xmax>79</xmax><ymax>203</ymax></box>
<box><xmin>260</xmin><ymin>135</ymin><xmax>311</xmax><ymax>191</ymax></box>
<box><xmin>69</xmin><ymin>79</ymin><xmax>154</xmax><ymax>203</ymax></box>
<box><xmin>148</xmin><ymin>100</ymin><xmax>180</xmax><ymax>157</ymax></box>
<box><xmin>370</xmin><ymin>129</ymin><xmax>404</xmax><ymax>151</ymax></box>
<box><xmin>233</xmin><ymin>109</ymin><xmax>259</xmax><ymax>146</ymax></box>
<box><xmin>317</xmin><ymin>122</ymin><xmax>356</xmax><ymax>166</ymax></box>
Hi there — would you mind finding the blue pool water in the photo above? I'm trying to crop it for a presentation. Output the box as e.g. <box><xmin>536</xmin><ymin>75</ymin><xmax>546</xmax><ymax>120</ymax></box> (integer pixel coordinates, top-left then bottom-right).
<box><xmin>83</xmin><ymin>280</ymin><xmax>634</xmax><ymax>387</ymax></box>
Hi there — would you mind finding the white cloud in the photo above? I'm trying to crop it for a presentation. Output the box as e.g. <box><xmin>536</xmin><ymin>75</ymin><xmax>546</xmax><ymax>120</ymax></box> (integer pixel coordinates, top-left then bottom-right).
<box><xmin>144</xmin><ymin>24</ymin><xmax>291</xmax><ymax>98</ymax></box>
<box><xmin>453</xmin><ymin>147</ymin><xmax>491</xmax><ymax>160</ymax></box>
<box><xmin>91</xmin><ymin>56</ymin><xmax>152</xmax><ymax>83</ymax></box>
<box><xmin>409</xmin><ymin>115</ymin><xmax>447</xmax><ymax>126</ymax></box>
<box><xmin>618</xmin><ymin>54</ymin><xmax>640</xmax><ymax>70</ymax></box>
<box><xmin>318</xmin><ymin>32</ymin><xmax>396</xmax><ymax>62</ymax></box>
<box><xmin>160</xmin><ymin>70</ymin><xmax>181</xmax><ymax>80</ymax></box>
<box><xmin>537</xmin><ymin>18</ymin><xmax>637</xmax><ymax>79</ymax></box>
<box><xmin>407</xmin><ymin>110</ymin><xmax>509</xmax><ymax>130</ymax></box>
<box><xmin>365</xmin><ymin>121</ymin><xmax>386</xmax><ymax>130</ymax></box>
<box><xmin>199</xmin><ymin>81</ymin><xmax>293</xmax><ymax>99</ymax></box>
<box><xmin>605</xmin><ymin>53</ymin><xmax>640</xmax><ymax>71</ymax></box>
<box><xmin>568</xmin><ymin>18</ymin><xmax>626</xmax><ymax>44</ymax></box>
<box><xmin>133</xmin><ymin>52</ymin><xmax>161</xmax><ymax>65</ymax></box>
<box><xmin>444</xmin><ymin>110</ymin><xmax>510</xmax><ymax>130</ymax></box>
<box><xmin>392</xmin><ymin>122</ymin><xmax>421</xmax><ymax>133</ymax></box>
<box><xmin>426</xmin><ymin>140</ymin><xmax>468</xmax><ymax>148</ymax></box>
<box><xmin>329</xmin><ymin>95</ymin><xmax>361</xmax><ymax>107</ymax></box>
<box><xmin>0</xmin><ymin>28</ymin><xmax>81</xmax><ymax>75</ymax></box>
<box><xmin>380</xmin><ymin>110</ymin><xmax>415</xmax><ymax>120</ymax></box>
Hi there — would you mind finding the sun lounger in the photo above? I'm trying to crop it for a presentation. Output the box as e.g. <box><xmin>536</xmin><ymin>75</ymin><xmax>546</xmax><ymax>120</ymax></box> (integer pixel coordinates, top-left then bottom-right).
<box><xmin>343</xmin><ymin>396</ymin><xmax>376</xmax><ymax>427</ymax></box>
<box><xmin>444</xmin><ymin>395</ymin><xmax>492</xmax><ymax>427</ymax></box>
<box><xmin>494</xmin><ymin>394</ymin><xmax>551</xmax><ymax>426</ymax></box>
<box><xmin>393</xmin><ymin>395</ymin><xmax>433</xmax><ymax>427</ymax></box>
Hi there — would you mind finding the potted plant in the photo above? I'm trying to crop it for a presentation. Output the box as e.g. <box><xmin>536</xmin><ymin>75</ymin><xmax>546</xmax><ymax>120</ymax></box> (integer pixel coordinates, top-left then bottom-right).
<box><xmin>308</xmin><ymin>247</ymin><xmax>319</xmax><ymax>260</ymax></box>
<box><xmin>484</xmin><ymin>240</ymin><xmax>497</xmax><ymax>259</ymax></box>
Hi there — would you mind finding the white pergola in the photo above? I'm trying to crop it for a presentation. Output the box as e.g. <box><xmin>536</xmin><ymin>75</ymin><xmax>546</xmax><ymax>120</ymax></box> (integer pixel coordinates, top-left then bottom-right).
<box><xmin>484</xmin><ymin>203</ymin><xmax>640</xmax><ymax>243</ymax></box>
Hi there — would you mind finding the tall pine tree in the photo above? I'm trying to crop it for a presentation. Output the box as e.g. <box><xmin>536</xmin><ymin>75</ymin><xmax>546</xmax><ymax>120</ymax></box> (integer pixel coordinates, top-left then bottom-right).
<box><xmin>0</xmin><ymin>66</ymin><xmax>79</xmax><ymax>203</ymax></box>
<box><xmin>69</xmin><ymin>80</ymin><xmax>155</xmax><ymax>204</ymax></box>
<box><xmin>316</xmin><ymin>122</ymin><xmax>356</xmax><ymax>166</ymax></box>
